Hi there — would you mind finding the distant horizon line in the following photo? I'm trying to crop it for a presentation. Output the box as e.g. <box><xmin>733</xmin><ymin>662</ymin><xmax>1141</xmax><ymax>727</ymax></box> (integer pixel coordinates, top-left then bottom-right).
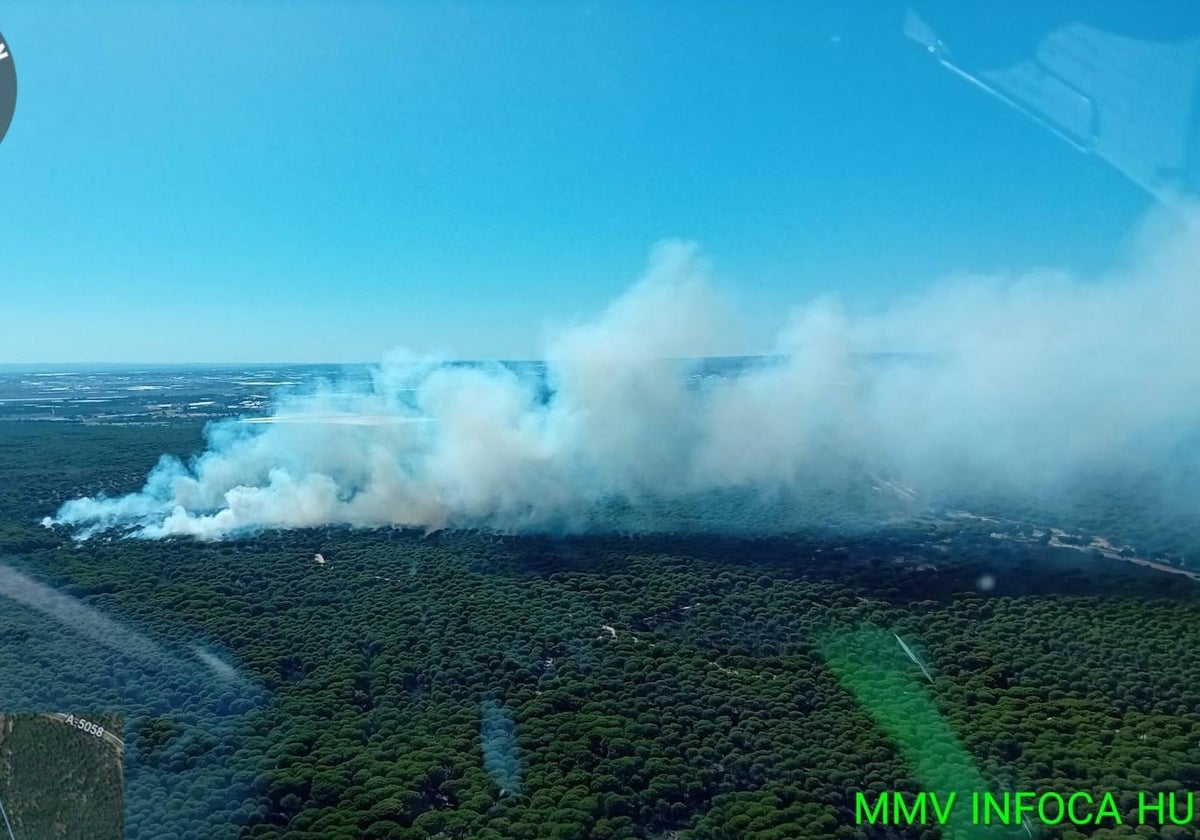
<box><xmin>0</xmin><ymin>352</ymin><xmax>932</xmax><ymax>372</ymax></box>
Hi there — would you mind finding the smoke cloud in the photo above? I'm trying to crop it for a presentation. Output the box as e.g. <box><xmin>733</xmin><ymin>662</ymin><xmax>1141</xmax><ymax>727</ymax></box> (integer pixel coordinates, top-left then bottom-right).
<box><xmin>480</xmin><ymin>695</ymin><xmax>522</xmax><ymax>796</ymax></box>
<box><xmin>48</xmin><ymin>211</ymin><xmax>1200</xmax><ymax>540</ymax></box>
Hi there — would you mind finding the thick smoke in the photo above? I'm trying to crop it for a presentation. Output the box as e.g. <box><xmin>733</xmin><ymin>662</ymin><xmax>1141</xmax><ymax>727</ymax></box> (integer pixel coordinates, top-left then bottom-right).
<box><xmin>49</xmin><ymin>211</ymin><xmax>1200</xmax><ymax>540</ymax></box>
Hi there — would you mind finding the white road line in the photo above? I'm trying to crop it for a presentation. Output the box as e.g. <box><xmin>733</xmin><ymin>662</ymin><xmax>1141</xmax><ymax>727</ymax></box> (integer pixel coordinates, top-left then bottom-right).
<box><xmin>0</xmin><ymin>793</ymin><xmax>16</xmax><ymax>840</ymax></box>
<box><xmin>42</xmin><ymin>714</ymin><xmax>125</xmax><ymax>752</ymax></box>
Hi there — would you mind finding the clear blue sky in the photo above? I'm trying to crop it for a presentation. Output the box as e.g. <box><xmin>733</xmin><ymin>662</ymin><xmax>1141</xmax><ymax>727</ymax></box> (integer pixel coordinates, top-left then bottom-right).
<box><xmin>0</xmin><ymin>1</ymin><xmax>1166</xmax><ymax>363</ymax></box>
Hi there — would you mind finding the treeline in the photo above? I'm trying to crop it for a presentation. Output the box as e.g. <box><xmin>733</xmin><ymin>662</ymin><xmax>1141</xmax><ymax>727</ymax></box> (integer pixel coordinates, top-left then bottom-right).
<box><xmin>0</xmin><ymin>424</ymin><xmax>1197</xmax><ymax>838</ymax></box>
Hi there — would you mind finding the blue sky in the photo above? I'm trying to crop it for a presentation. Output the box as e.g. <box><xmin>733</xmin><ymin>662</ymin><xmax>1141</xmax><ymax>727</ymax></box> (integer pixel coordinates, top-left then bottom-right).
<box><xmin>0</xmin><ymin>1</ymin><xmax>1165</xmax><ymax>363</ymax></box>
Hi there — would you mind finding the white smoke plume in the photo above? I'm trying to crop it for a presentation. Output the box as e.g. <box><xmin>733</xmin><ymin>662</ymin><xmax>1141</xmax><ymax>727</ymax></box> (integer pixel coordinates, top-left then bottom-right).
<box><xmin>48</xmin><ymin>211</ymin><xmax>1200</xmax><ymax>540</ymax></box>
<box><xmin>480</xmin><ymin>695</ymin><xmax>522</xmax><ymax>796</ymax></box>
